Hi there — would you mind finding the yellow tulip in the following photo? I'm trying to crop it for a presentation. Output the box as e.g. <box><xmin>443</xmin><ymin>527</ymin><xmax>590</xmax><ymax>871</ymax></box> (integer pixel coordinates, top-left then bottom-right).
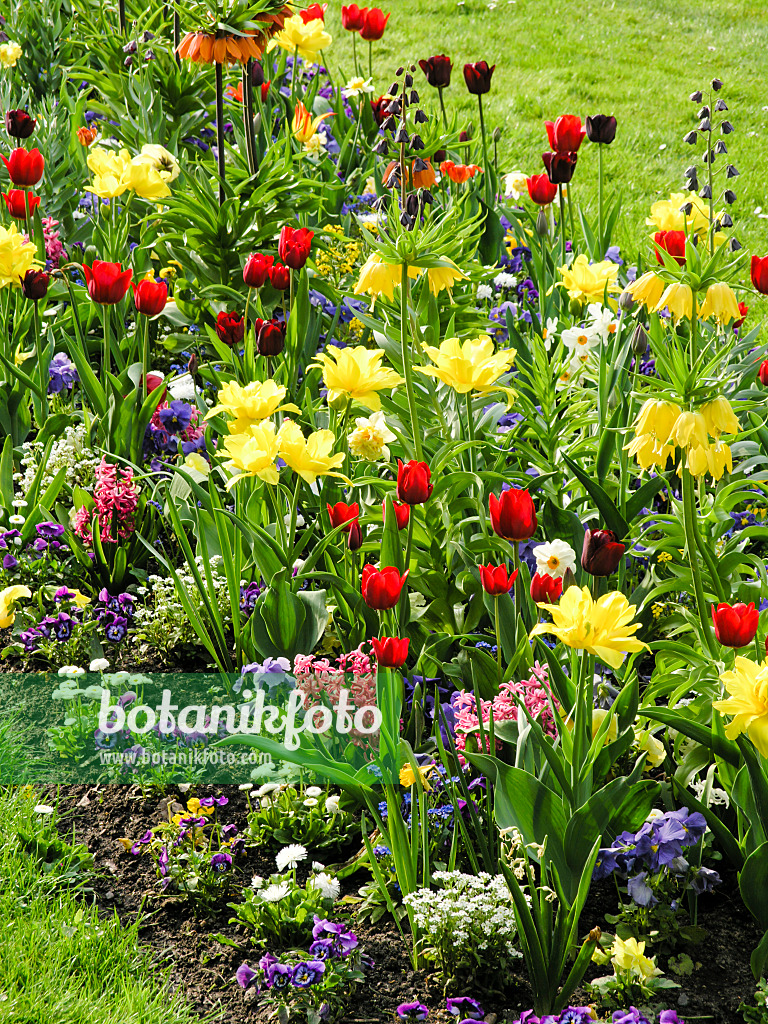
<box><xmin>559</xmin><ymin>254</ymin><xmax>620</xmax><ymax>305</ymax></box>
<box><xmin>311</xmin><ymin>345</ymin><xmax>403</xmax><ymax>411</ymax></box>
<box><xmin>417</xmin><ymin>334</ymin><xmax>516</xmax><ymax>395</ymax></box>
<box><xmin>714</xmin><ymin>657</ymin><xmax>768</xmax><ymax>757</ymax></box>
<box><xmin>184</xmin><ymin>452</ymin><xmax>211</xmax><ymax>477</ymax></box>
<box><xmin>0</xmin><ymin>585</ymin><xmax>31</xmax><ymax>628</ymax></box>
<box><xmin>701</xmin><ymin>396</ymin><xmax>739</xmax><ymax>438</ymax></box>
<box><xmin>86</xmin><ymin>147</ymin><xmax>132</xmax><ymax>199</ymax></box>
<box><xmin>699</xmin><ymin>282</ymin><xmax>741</xmax><ymax>324</ymax></box>
<box><xmin>206</xmin><ymin>380</ymin><xmax>300</xmax><ymax>433</ymax></box>
<box><xmin>221</xmin><ymin>422</ymin><xmax>281</xmax><ymax>489</ymax></box>
<box><xmin>277</xmin><ymin>419</ymin><xmax>346</xmax><ymax>484</ymax></box>
<box><xmin>646</xmin><ymin>191</ymin><xmax>714</xmax><ymax>238</ymax></box>
<box><xmin>122</xmin><ymin>159</ymin><xmax>172</xmax><ymax>201</ymax></box>
<box><xmin>292</xmin><ymin>101</ymin><xmax>333</xmax><ymax>145</ymax></box>
<box><xmin>0</xmin><ymin>225</ymin><xmax>40</xmax><ymax>289</ymax></box>
<box><xmin>655</xmin><ymin>282</ymin><xmax>694</xmax><ymax>322</ymax></box>
<box><xmin>133</xmin><ymin>144</ymin><xmax>180</xmax><ymax>182</ymax></box>
<box><xmin>529</xmin><ymin>586</ymin><xmax>647</xmax><ymax>670</ymax></box>
<box><xmin>627</xmin><ymin>271</ymin><xmax>664</xmax><ymax>311</ymax></box>
<box><xmin>268</xmin><ymin>15</ymin><xmax>332</xmax><ymax>62</ymax></box>
<box><xmin>0</xmin><ymin>41</ymin><xmax>23</xmax><ymax>68</ymax></box>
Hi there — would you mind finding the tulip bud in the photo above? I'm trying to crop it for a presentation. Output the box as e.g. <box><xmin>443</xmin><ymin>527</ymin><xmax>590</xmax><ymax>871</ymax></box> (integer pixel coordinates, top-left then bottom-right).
<box><xmin>607</xmin><ymin>389</ymin><xmax>619</xmax><ymax>411</ymax></box>
<box><xmin>581</xmin><ymin>528</ymin><xmax>626</xmax><ymax>576</ymax></box>
<box><xmin>250</xmin><ymin>61</ymin><xmax>265</xmax><ymax>87</ymax></box>
<box><xmin>21</xmin><ymin>269</ymin><xmax>49</xmax><ymax>301</ymax></box>
<box><xmin>347</xmin><ymin>520</ymin><xmax>363</xmax><ymax>551</ymax></box>
<box><xmin>187</xmin><ymin>352</ymin><xmax>199</xmax><ymax>375</ymax></box>
<box><xmin>5</xmin><ymin>109</ymin><xmax>36</xmax><ymax>139</ymax></box>
<box><xmin>535</xmin><ymin>209</ymin><xmax>549</xmax><ymax>238</ymax></box>
<box><xmin>561</xmin><ymin>567</ymin><xmax>577</xmax><ymax>591</ymax></box>
<box><xmin>631</xmin><ymin>323</ymin><xmax>649</xmax><ymax>356</ymax></box>
<box><xmin>618</xmin><ymin>289</ymin><xmax>635</xmax><ymax>312</ymax></box>
<box><xmin>757</xmin><ymin>360</ymin><xmax>768</xmax><ymax>387</ymax></box>
<box><xmin>569</xmin><ymin>296</ymin><xmax>583</xmax><ymax>317</ymax></box>
<box><xmin>585</xmin><ymin>114</ymin><xmax>617</xmax><ymax>145</ymax></box>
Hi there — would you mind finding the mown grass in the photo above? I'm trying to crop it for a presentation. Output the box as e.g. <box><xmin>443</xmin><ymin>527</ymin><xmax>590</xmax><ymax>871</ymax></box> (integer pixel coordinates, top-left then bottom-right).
<box><xmin>0</xmin><ymin>789</ymin><xmax>207</xmax><ymax>1024</ymax></box>
<box><xmin>323</xmin><ymin>0</ymin><xmax>768</xmax><ymax>272</ymax></box>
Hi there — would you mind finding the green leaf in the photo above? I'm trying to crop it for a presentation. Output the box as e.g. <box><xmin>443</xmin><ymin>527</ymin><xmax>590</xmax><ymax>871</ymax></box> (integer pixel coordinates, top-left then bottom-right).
<box><xmin>740</xmin><ymin>843</ymin><xmax>768</xmax><ymax>928</ymax></box>
<box><xmin>562</xmin><ymin>453</ymin><xmax>629</xmax><ymax>539</ymax></box>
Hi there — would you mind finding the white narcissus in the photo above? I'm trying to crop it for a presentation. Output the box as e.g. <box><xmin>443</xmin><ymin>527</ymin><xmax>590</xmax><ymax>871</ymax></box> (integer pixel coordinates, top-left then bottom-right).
<box><xmin>532</xmin><ymin>539</ymin><xmax>577</xmax><ymax>579</ymax></box>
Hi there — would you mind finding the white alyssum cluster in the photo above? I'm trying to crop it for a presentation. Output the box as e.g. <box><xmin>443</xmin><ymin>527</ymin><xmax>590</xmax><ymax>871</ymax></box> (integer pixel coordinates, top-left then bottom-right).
<box><xmin>19</xmin><ymin>424</ymin><xmax>100</xmax><ymax>493</ymax></box>
<box><xmin>403</xmin><ymin>870</ymin><xmax>522</xmax><ymax>965</ymax></box>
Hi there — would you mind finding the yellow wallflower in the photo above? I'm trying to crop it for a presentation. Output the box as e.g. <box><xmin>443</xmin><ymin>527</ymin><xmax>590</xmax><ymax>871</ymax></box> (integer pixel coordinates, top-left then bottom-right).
<box><xmin>311</xmin><ymin>345</ymin><xmax>403</xmax><ymax>411</ymax></box>
<box><xmin>268</xmin><ymin>15</ymin><xmax>332</xmax><ymax>62</ymax></box>
<box><xmin>277</xmin><ymin>420</ymin><xmax>346</xmax><ymax>484</ymax></box>
<box><xmin>701</xmin><ymin>396</ymin><xmax>739</xmax><ymax>438</ymax></box>
<box><xmin>611</xmin><ymin>936</ymin><xmax>661</xmax><ymax>981</ymax></box>
<box><xmin>655</xmin><ymin>282</ymin><xmax>694</xmax><ymax>321</ymax></box>
<box><xmin>417</xmin><ymin>334</ymin><xmax>516</xmax><ymax>395</ymax></box>
<box><xmin>529</xmin><ymin>586</ymin><xmax>647</xmax><ymax>670</ymax></box>
<box><xmin>0</xmin><ymin>224</ymin><xmax>40</xmax><ymax>289</ymax></box>
<box><xmin>86</xmin><ymin>147</ymin><xmax>132</xmax><ymax>199</ymax></box>
<box><xmin>0</xmin><ymin>585</ymin><xmax>31</xmax><ymax>628</ymax></box>
<box><xmin>206</xmin><ymin>380</ymin><xmax>299</xmax><ymax>433</ymax></box>
<box><xmin>714</xmin><ymin>657</ymin><xmax>768</xmax><ymax>757</ymax></box>
<box><xmin>627</xmin><ymin>271</ymin><xmax>664</xmax><ymax>311</ymax></box>
<box><xmin>699</xmin><ymin>282</ymin><xmax>741</xmax><ymax>324</ymax></box>
<box><xmin>221</xmin><ymin>422</ymin><xmax>281</xmax><ymax>489</ymax></box>
<box><xmin>348</xmin><ymin>411</ymin><xmax>396</xmax><ymax>462</ymax></box>
<box><xmin>559</xmin><ymin>254</ymin><xmax>620</xmax><ymax>305</ymax></box>
<box><xmin>0</xmin><ymin>41</ymin><xmax>23</xmax><ymax>67</ymax></box>
<box><xmin>292</xmin><ymin>101</ymin><xmax>333</xmax><ymax>145</ymax></box>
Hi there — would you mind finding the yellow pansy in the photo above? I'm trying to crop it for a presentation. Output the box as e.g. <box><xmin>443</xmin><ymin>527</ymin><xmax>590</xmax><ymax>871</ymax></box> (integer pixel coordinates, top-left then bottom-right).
<box><xmin>655</xmin><ymin>281</ymin><xmax>694</xmax><ymax>322</ymax></box>
<box><xmin>559</xmin><ymin>254</ymin><xmax>620</xmax><ymax>305</ymax></box>
<box><xmin>529</xmin><ymin>586</ymin><xmax>647</xmax><ymax>670</ymax></box>
<box><xmin>0</xmin><ymin>41</ymin><xmax>23</xmax><ymax>67</ymax></box>
<box><xmin>292</xmin><ymin>101</ymin><xmax>333</xmax><ymax>145</ymax></box>
<box><xmin>311</xmin><ymin>345</ymin><xmax>403</xmax><ymax>411</ymax></box>
<box><xmin>701</xmin><ymin>396</ymin><xmax>739</xmax><ymax>438</ymax></box>
<box><xmin>268</xmin><ymin>15</ymin><xmax>332</xmax><ymax>62</ymax></box>
<box><xmin>348</xmin><ymin>411</ymin><xmax>396</xmax><ymax>462</ymax></box>
<box><xmin>0</xmin><ymin>585</ymin><xmax>31</xmax><ymax>628</ymax></box>
<box><xmin>611</xmin><ymin>936</ymin><xmax>661</xmax><ymax>981</ymax></box>
<box><xmin>0</xmin><ymin>224</ymin><xmax>40</xmax><ymax>289</ymax></box>
<box><xmin>627</xmin><ymin>271</ymin><xmax>664</xmax><ymax>311</ymax></box>
<box><xmin>86</xmin><ymin>147</ymin><xmax>132</xmax><ymax>199</ymax></box>
<box><xmin>417</xmin><ymin>334</ymin><xmax>516</xmax><ymax>396</ymax></box>
<box><xmin>277</xmin><ymin>419</ymin><xmax>346</xmax><ymax>484</ymax></box>
<box><xmin>714</xmin><ymin>657</ymin><xmax>768</xmax><ymax>757</ymax></box>
<box><xmin>699</xmin><ymin>282</ymin><xmax>741</xmax><ymax>324</ymax></box>
<box><xmin>221</xmin><ymin>422</ymin><xmax>281</xmax><ymax>489</ymax></box>
<box><xmin>206</xmin><ymin>380</ymin><xmax>299</xmax><ymax>433</ymax></box>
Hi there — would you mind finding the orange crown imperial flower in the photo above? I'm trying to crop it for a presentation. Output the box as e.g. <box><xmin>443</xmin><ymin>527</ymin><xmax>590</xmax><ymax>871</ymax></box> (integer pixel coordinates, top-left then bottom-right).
<box><xmin>177</xmin><ymin>5</ymin><xmax>292</xmax><ymax>65</ymax></box>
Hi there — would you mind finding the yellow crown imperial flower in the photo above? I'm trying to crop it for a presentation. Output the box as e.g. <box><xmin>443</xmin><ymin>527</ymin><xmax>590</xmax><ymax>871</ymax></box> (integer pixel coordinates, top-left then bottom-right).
<box><xmin>701</xmin><ymin>396</ymin><xmax>740</xmax><ymax>439</ymax></box>
<box><xmin>277</xmin><ymin>419</ymin><xmax>346</xmax><ymax>484</ymax></box>
<box><xmin>624</xmin><ymin>399</ymin><xmax>680</xmax><ymax>471</ymax></box>
<box><xmin>670</xmin><ymin>410</ymin><xmax>708</xmax><ymax>451</ymax></box>
<box><xmin>424</xmin><ymin>261</ymin><xmax>468</xmax><ymax>296</ymax></box>
<box><xmin>699</xmin><ymin>282</ymin><xmax>741</xmax><ymax>324</ymax></box>
<box><xmin>206</xmin><ymin>380</ymin><xmax>300</xmax><ymax>433</ymax></box>
<box><xmin>222</xmin><ymin>422</ymin><xmax>281</xmax><ymax>489</ymax></box>
<box><xmin>311</xmin><ymin>345</ymin><xmax>403</xmax><ymax>411</ymax></box>
<box><xmin>714</xmin><ymin>657</ymin><xmax>768</xmax><ymax>757</ymax></box>
<box><xmin>353</xmin><ymin>254</ymin><xmax>421</xmax><ymax>307</ymax></box>
<box><xmin>417</xmin><ymin>334</ymin><xmax>516</xmax><ymax>398</ymax></box>
<box><xmin>655</xmin><ymin>282</ymin><xmax>694</xmax><ymax>322</ymax></box>
<box><xmin>529</xmin><ymin>586</ymin><xmax>647</xmax><ymax>670</ymax></box>
<box><xmin>268</xmin><ymin>15</ymin><xmax>332</xmax><ymax>63</ymax></box>
<box><xmin>626</xmin><ymin>271</ymin><xmax>664</xmax><ymax>312</ymax></box>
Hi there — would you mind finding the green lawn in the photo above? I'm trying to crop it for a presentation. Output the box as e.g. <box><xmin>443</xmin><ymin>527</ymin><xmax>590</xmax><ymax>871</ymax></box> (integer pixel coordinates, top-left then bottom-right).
<box><xmin>324</xmin><ymin>0</ymin><xmax>768</xmax><ymax>273</ymax></box>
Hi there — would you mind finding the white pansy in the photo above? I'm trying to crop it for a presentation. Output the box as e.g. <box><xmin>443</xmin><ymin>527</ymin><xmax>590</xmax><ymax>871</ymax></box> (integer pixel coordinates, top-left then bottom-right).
<box><xmin>504</xmin><ymin>170</ymin><xmax>528</xmax><ymax>200</ymax></box>
<box><xmin>532</xmin><ymin>539</ymin><xmax>577</xmax><ymax>580</ymax></box>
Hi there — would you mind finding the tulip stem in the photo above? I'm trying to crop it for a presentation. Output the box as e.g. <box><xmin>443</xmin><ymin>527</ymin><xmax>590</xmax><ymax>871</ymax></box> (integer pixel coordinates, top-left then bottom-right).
<box><xmin>287</xmin><ymin>475</ymin><xmax>302</xmax><ymax>556</ymax></box>
<box><xmin>558</xmin><ymin>185</ymin><xmax>567</xmax><ymax>268</ymax></box>
<box><xmin>102</xmin><ymin>305</ymin><xmax>112</xmax><ymax>381</ymax></box>
<box><xmin>352</xmin><ymin>34</ymin><xmax>359</xmax><ymax>77</ymax></box>
<box><xmin>399</xmin><ymin>263</ymin><xmax>424</xmax><ymax>462</ymax></box>
<box><xmin>215</xmin><ymin>61</ymin><xmax>226</xmax><ymax>206</ymax></box>
<box><xmin>33</xmin><ymin>299</ymin><xmax>48</xmax><ymax>425</ymax></box>
<box><xmin>476</xmin><ymin>93</ymin><xmax>491</xmax><ymax>207</ymax></box>
<box><xmin>681</xmin><ymin>466</ymin><xmax>718</xmax><ymax>658</ymax></box>
<box><xmin>438</xmin><ymin>87</ymin><xmax>448</xmax><ymax>132</ymax></box>
<box><xmin>368</xmin><ymin>40</ymin><xmax>373</xmax><ymax>82</ymax></box>
<box><xmin>494</xmin><ymin>594</ymin><xmax>502</xmax><ymax>688</ymax></box>
<box><xmin>141</xmin><ymin>314</ymin><xmax>150</xmax><ymax>405</ymax></box>
<box><xmin>597</xmin><ymin>143</ymin><xmax>603</xmax><ymax>253</ymax></box>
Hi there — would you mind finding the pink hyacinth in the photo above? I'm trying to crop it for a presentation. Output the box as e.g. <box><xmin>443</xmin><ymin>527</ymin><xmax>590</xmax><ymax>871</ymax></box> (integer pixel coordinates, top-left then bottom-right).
<box><xmin>293</xmin><ymin>644</ymin><xmax>378</xmax><ymax>746</ymax></box>
<box><xmin>74</xmin><ymin>457</ymin><xmax>140</xmax><ymax>545</ymax></box>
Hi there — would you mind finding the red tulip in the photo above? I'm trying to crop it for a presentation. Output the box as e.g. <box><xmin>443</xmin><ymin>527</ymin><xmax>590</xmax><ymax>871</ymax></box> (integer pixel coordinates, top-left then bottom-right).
<box><xmin>711</xmin><ymin>601</ymin><xmax>759</xmax><ymax>648</ymax></box>
<box><xmin>347</xmin><ymin>519</ymin><xmax>363</xmax><ymax>551</ymax></box>
<box><xmin>145</xmin><ymin>372</ymin><xmax>166</xmax><ymax>398</ymax></box>
<box><xmin>21</xmin><ymin>269</ymin><xmax>49</xmax><ymax>301</ymax></box>
<box><xmin>260</xmin><ymin>81</ymin><xmax>271</xmax><ymax>102</ymax></box>
<box><xmin>3</xmin><ymin>189</ymin><xmax>40</xmax><ymax>219</ymax></box>
<box><xmin>269</xmin><ymin>262</ymin><xmax>290</xmax><ymax>290</ymax></box>
<box><xmin>371</xmin><ymin>635</ymin><xmax>409</xmax><ymax>668</ymax></box>
<box><xmin>479</xmin><ymin>563</ymin><xmax>518</xmax><ymax>596</ymax></box>
<box><xmin>278</xmin><ymin>225</ymin><xmax>314</xmax><ymax>270</ymax></box>
<box><xmin>526</xmin><ymin>173</ymin><xmax>558</xmax><ymax>206</ymax></box>
<box><xmin>758</xmin><ymin>360</ymin><xmax>768</xmax><ymax>387</ymax></box>
<box><xmin>361</xmin><ymin>564</ymin><xmax>408</xmax><ymax>610</ymax></box>
<box><xmin>751</xmin><ymin>255</ymin><xmax>768</xmax><ymax>295</ymax></box>
<box><xmin>299</xmin><ymin>3</ymin><xmax>327</xmax><ymax>22</ymax></box>
<box><xmin>83</xmin><ymin>261</ymin><xmax>133</xmax><ymax>305</ymax></box>
<box><xmin>243</xmin><ymin>252</ymin><xmax>274</xmax><ymax>288</ymax></box>
<box><xmin>489</xmin><ymin>488</ymin><xmax>536</xmax><ymax>542</ymax></box>
<box><xmin>419</xmin><ymin>55</ymin><xmax>452</xmax><ymax>89</ymax></box>
<box><xmin>256</xmin><ymin>318</ymin><xmax>286</xmax><ymax>356</ymax></box>
<box><xmin>132</xmin><ymin>278</ymin><xmax>168</xmax><ymax>316</ymax></box>
<box><xmin>5</xmin><ymin>110</ymin><xmax>36</xmax><ymax>140</ymax></box>
<box><xmin>1</xmin><ymin>147</ymin><xmax>44</xmax><ymax>186</ymax></box>
<box><xmin>327</xmin><ymin>501</ymin><xmax>360</xmax><ymax>531</ymax></box>
<box><xmin>581</xmin><ymin>528</ymin><xmax>625</xmax><ymax>576</ymax></box>
<box><xmin>654</xmin><ymin>230</ymin><xmax>687</xmax><ymax>266</ymax></box>
<box><xmin>542</xmin><ymin>151</ymin><xmax>578</xmax><ymax>185</ymax></box>
<box><xmin>734</xmin><ymin>302</ymin><xmax>748</xmax><ymax>330</ymax></box>
<box><xmin>545</xmin><ymin>115</ymin><xmax>586</xmax><ymax>153</ymax></box>
<box><xmin>383</xmin><ymin>499</ymin><xmax>410</xmax><ymax>531</ymax></box>
<box><xmin>215</xmin><ymin>311</ymin><xmax>245</xmax><ymax>347</ymax></box>
<box><xmin>396</xmin><ymin>460</ymin><xmax>433</xmax><ymax>505</ymax></box>
<box><xmin>463</xmin><ymin>60</ymin><xmax>495</xmax><ymax>95</ymax></box>
<box><xmin>359</xmin><ymin>7</ymin><xmax>390</xmax><ymax>39</ymax></box>
<box><xmin>341</xmin><ymin>4</ymin><xmax>368</xmax><ymax>30</ymax></box>
<box><xmin>530</xmin><ymin>572</ymin><xmax>563</xmax><ymax>603</ymax></box>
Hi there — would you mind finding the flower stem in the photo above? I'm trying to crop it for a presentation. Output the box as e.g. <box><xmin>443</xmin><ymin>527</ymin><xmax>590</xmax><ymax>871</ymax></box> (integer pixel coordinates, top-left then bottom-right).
<box><xmin>438</xmin><ymin>87</ymin><xmax>448</xmax><ymax>132</ymax></box>
<box><xmin>215</xmin><ymin>61</ymin><xmax>226</xmax><ymax>206</ymax></box>
<box><xmin>477</xmin><ymin>93</ymin><xmax>491</xmax><ymax>206</ymax></box>
<box><xmin>597</xmin><ymin>143</ymin><xmax>604</xmax><ymax>252</ymax></box>
<box><xmin>558</xmin><ymin>185</ymin><xmax>567</xmax><ymax>268</ymax></box>
<box><xmin>399</xmin><ymin>263</ymin><xmax>424</xmax><ymax>462</ymax></box>
<box><xmin>681</xmin><ymin>465</ymin><xmax>718</xmax><ymax>658</ymax></box>
<box><xmin>494</xmin><ymin>594</ymin><xmax>502</xmax><ymax>688</ymax></box>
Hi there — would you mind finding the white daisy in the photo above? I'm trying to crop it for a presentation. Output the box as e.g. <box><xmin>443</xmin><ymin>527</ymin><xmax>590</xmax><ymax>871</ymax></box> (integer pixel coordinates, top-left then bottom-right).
<box><xmin>305</xmin><ymin>786</ymin><xmax>323</xmax><ymax>798</ymax></box>
<box><xmin>260</xmin><ymin>883</ymin><xmax>291</xmax><ymax>902</ymax></box>
<box><xmin>476</xmin><ymin>284</ymin><xmax>493</xmax><ymax>301</ymax></box>
<box><xmin>310</xmin><ymin>872</ymin><xmax>341</xmax><ymax>901</ymax></box>
<box><xmin>532</xmin><ymin>539</ymin><xmax>577</xmax><ymax>579</ymax></box>
<box><xmin>275</xmin><ymin>843</ymin><xmax>308</xmax><ymax>872</ymax></box>
<box><xmin>325</xmin><ymin>795</ymin><xmax>341</xmax><ymax>815</ymax></box>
